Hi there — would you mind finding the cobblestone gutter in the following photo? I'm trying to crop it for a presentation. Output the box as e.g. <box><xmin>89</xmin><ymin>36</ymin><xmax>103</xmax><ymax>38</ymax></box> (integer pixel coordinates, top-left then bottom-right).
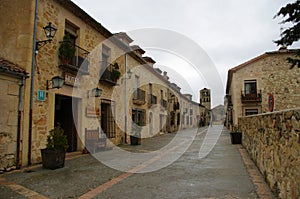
<box><xmin>239</xmin><ymin>109</ymin><xmax>300</xmax><ymax>199</ymax></box>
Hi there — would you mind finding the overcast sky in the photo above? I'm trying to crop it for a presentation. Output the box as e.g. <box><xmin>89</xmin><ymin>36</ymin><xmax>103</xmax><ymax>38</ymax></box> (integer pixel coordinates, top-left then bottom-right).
<box><xmin>71</xmin><ymin>0</ymin><xmax>298</xmax><ymax>107</ymax></box>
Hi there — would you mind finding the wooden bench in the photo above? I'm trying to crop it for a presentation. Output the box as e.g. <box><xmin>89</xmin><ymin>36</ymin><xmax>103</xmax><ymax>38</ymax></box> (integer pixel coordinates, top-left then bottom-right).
<box><xmin>85</xmin><ymin>128</ymin><xmax>107</xmax><ymax>153</ymax></box>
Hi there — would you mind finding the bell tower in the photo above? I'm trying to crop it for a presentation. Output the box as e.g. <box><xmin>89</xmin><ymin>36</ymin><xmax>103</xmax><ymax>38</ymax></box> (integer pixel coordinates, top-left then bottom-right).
<box><xmin>200</xmin><ymin>88</ymin><xmax>211</xmax><ymax>110</ymax></box>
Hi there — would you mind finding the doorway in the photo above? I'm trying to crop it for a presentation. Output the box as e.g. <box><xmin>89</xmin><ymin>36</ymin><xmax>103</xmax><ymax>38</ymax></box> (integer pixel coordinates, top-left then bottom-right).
<box><xmin>55</xmin><ymin>95</ymin><xmax>79</xmax><ymax>152</ymax></box>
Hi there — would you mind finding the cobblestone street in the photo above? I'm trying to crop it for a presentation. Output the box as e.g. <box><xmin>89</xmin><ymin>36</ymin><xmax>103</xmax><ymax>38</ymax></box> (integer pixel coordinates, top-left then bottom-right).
<box><xmin>0</xmin><ymin>126</ymin><xmax>274</xmax><ymax>199</ymax></box>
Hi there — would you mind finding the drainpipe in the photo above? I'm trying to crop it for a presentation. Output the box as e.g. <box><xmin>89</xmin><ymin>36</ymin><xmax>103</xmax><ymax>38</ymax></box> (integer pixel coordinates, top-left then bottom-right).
<box><xmin>16</xmin><ymin>75</ymin><xmax>27</xmax><ymax>169</ymax></box>
<box><xmin>124</xmin><ymin>53</ymin><xmax>127</xmax><ymax>143</ymax></box>
<box><xmin>28</xmin><ymin>0</ymin><xmax>39</xmax><ymax>166</ymax></box>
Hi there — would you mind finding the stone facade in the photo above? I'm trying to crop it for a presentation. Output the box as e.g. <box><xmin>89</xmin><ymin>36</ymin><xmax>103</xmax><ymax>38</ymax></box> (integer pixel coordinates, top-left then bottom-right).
<box><xmin>239</xmin><ymin>109</ymin><xmax>300</xmax><ymax>199</ymax></box>
<box><xmin>0</xmin><ymin>0</ymin><xmax>209</xmax><ymax>168</ymax></box>
<box><xmin>225</xmin><ymin>49</ymin><xmax>300</xmax><ymax>130</ymax></box>
<box><xmin>0</xmin><ymin>75</ymin><xmax>21</xmax><ymax>169</ymax></box>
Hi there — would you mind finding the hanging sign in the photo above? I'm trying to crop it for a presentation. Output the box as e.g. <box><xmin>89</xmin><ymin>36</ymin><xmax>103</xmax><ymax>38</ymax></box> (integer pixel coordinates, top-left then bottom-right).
<box><xmin>268</xmin><ymin>93</ymin><xmax>274</xmax><ymax>112</ymax></box>
<box><xmin>64</xmin><ymin>73</ymin><xmax>80</xmax><ymax>87</ymax></box>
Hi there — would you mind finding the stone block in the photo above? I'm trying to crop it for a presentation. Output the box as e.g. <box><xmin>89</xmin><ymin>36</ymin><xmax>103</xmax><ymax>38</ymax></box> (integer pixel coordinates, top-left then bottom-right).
<box><xmin>7</xmin><ymin>111</ymin><xmax>18</xmax><ymax>126</ymax></box>
<box><xmin>7</xmin><ymin>84</ymin><xmax>19</xmax><ymax>96</ymax></box>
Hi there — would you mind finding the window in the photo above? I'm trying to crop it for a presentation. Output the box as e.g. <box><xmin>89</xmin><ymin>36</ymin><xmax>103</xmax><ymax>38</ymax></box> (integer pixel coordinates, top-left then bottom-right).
<box><xmin>132</xmin><ymin>109</ymin><xmax>146</xmax><ymax>126</ymax></box>
<box><xmin>102</xmin><ymin>44</ymin><xmax>111</xmax><ymax>68</ymax></box>
<box><xmin>149</xmin><ymin>83</ymin><xmax>152</xmax><ymax>95</ymax></box>
<box><xmin>170</xmin><ymin>112</ymin><xmax>175</xmax><ymax>125</ymax></box>
<box><xmin>65</xmin><ymin>21</ymin><xmax>78</xmax><ymax>45</ymax></box>
<box><xmin>244</xmin><ymin>80</ymin><xmax>257</xmax><ymax>95</ymax></box>
<box><xmin>134</xmin><ymin>75</ymin><xmax>140</xmax><ymax>98</ymax></box>
<box><xmin>245</xmin><ymin>109</ymin><xmax>258</xmax><ymax>116</ymax></box>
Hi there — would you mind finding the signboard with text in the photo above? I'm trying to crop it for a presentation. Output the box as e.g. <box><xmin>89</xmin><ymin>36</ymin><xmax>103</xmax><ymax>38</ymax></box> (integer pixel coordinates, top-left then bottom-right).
<box><xmin>64</xmin><ymin>73</ymin><xmax>80</xmax><ymax>87</ymax></box>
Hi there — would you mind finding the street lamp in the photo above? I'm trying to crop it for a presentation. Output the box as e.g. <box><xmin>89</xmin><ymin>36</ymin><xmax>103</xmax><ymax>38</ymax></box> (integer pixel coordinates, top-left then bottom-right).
<box><xmin>46</xmin><ymin>76</ymin><xmax>65</xmax><ymax>90</ymax></box>
<box><xmin>87</xmin><ymin>87</ymin><xmax>102</xmax><ymax>98</ymax></box>
<box><xmin>36</xmin><ymin>22</ymin><xmax>57</xmax><ymax>51</ymax></box>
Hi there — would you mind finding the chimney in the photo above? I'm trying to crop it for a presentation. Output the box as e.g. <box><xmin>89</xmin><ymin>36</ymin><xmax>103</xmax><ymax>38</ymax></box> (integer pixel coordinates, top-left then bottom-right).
<box><xmin>114</xmin><ymin>32</ymin><xmax>133</xmax><ymax>45</ymax></box>
<box><xmin>131</xmin><ymin>45</ymin><xmax>145</xmax><ymax>56</ymax></box>
<box><xmin>163</xmin><ymin>71</ymin><xmax>169</xmax><ymax>80</ymax></box>
<box><xmin>143</xmin><ymin>56</ymin><xmax>156</xmax><ymax>67</ymax></box>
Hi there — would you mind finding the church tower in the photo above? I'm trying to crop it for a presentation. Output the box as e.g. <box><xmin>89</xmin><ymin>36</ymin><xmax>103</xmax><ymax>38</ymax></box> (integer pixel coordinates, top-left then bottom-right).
<box><xmin>200</xmin><ymin>88</ymin><xmax>211</xmax><ymax>110</ymax></box>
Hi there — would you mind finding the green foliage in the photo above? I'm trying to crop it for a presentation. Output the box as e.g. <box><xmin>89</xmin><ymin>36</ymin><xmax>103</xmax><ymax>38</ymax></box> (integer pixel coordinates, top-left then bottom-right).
<box><xmin>274</xmin><ymin>0</ymin><xmax>300</xmax><ymax>68</ymax></box>
<box><xmin>46</xmin><ymin>126</ymin><xmax>69</xmax><ymax>151</ymax></box>
<box><xmin>112</xmin><ymin>63</ymin><xmax>121</xmax><ymax>80</ymax></box>
<box><xmin>58</xmin><ymin>34</ymin><xmax>76</xmax><ymax>60</ymax></box>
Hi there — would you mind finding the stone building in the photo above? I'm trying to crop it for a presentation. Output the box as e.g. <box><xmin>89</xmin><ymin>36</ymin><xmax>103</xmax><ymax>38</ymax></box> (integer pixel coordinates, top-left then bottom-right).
<box><xmin>0</xmin><ymin>58</ymin><xmax>28</xmax><ymax>169</ymax></box>
<box><xmin>0</xmin><ymin>0</ymin><xmax>209</xmax><ymax>168</ymax></box>
<box><xmin>225</xmin><ymin>48</ymin><xmax>300</xmax><ymax>130</ymax></box>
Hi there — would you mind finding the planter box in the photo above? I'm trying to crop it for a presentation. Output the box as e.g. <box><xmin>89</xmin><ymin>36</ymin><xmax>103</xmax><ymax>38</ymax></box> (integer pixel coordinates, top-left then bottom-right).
<box><xmin>230</xmin><ymin>132</ymin><xmax>242</xmax><ymax>144</ymax></box>
<box><xmin>41</xmin><ymin>149</ymin><xmax>66</xmax><ymax>170</ymax></box>
<box><xmin>130</xmin><ymin>135</ymin><xmax>141</xmax><ymax>145</ymax></box>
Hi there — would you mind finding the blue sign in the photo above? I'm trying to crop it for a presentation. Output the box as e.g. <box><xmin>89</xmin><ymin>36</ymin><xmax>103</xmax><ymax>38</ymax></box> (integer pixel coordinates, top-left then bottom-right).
<box><xmin>37</xmin><ymin>90</ymin><xmax>46</xmax><ymax>101</ymax></box>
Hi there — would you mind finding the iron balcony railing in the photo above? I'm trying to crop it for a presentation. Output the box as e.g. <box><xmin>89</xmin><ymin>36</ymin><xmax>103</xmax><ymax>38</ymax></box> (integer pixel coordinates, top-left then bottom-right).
<box><xmin>160</xmin><ymin>99</ymin><xmax>167</xmax><ymax>108</ymax></box>
<box><xmin>241</xmin><ymin>90</ymin><xmax>262</xmax><ymax>103</ymax></box>
<box><xmin>59</xmin><ymin>41</ymin><xmax>89</xmax><ymax>73</ymax></box>
<box><xmin>173</xmin><ymin>102</ymin><xmax>180</xmax><ymax>110</ymax></box>
<box><xmin>133</xmin><ymin>88</ymin><xmax>146</xmax><ymax>105</ymax></box>
<box><xmin>99</xmin><ymin>63</ymin><xmax>119</xmax><ymax>86</ymax></box>
<box><xmin>148</xmin><ymin>94</ymin><xmax>157</xmax><ymax>106</ymax></box>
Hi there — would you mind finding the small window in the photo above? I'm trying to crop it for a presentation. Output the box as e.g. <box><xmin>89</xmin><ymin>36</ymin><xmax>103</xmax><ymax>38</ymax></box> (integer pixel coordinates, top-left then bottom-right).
<box><xmin>245</xmin><ymin>109</ymin><xmax>258</xmax><ymax>116</ymax></box>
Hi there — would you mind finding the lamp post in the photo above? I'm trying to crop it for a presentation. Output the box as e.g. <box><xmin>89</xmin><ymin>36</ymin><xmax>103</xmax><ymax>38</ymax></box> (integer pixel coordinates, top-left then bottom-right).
<box><xmin>28</xmin><ymin>16</ymin><xmax>57</xmax><ymax>165</ymax></box>
<box><xmin>123</xmin><ymin>53</ymin><xmax>132</xmax><ymax>143</ymax></box>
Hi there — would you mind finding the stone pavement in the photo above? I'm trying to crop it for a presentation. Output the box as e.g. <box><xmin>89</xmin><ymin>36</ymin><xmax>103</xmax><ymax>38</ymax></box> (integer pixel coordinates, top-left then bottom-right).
<box><xmin>0</xmin><ymin>126</ymin><xmax>274</xmax><ymax>198</ymax></box>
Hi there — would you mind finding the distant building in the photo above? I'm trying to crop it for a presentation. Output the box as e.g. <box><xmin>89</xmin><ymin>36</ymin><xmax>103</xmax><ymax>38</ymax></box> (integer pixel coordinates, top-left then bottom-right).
<box><xmin>225</xmin><ymin>48</ymin><xmax>300</xmax><ymax>130</ymax></box>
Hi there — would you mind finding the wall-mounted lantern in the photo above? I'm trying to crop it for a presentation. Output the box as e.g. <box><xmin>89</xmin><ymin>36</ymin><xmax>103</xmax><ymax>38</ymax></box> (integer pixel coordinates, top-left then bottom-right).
<box><xmin>88</xmin><ymin>87</ymin><xmax>102</xmax><ymax>98</ymax></box>
<box><xmin>36</xmin><ymin>22</ymin><xmax>57</xmax><ymax>51</ymax></box>
<box><xmin>46</xmin><ymin>76</ymin><xmax>64</xmax><ymax>90</ymax></box>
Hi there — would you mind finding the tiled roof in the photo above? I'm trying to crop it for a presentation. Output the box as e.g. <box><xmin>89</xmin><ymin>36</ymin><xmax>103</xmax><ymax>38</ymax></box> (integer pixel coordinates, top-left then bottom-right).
<box><xmin>0</xmin><ymin>57</ymin><xmax>27</xmax><ymax>77</ymax></box>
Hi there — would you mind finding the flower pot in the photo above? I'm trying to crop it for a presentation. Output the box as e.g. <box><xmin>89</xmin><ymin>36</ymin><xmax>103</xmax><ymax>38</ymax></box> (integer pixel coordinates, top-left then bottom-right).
<box><xmin>230</xmin><ymin>132</ymin><xmax>242</xmax><ymax>144</ymax></box>
<box><xmin>130</xmin><ymin>135</ymin><xmax>141</xmax><ymax>145</ymax></box>
<box><xmin>41</xmin><ymin>149</ymin><xmax>66</xmax><ymax>170</ymax></box>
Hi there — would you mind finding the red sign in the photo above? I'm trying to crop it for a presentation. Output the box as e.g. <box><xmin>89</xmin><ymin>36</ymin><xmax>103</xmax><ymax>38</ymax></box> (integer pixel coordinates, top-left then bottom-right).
<box><xmin>268</xmin><ymin>93</ymin><xmax>274</xmax><ymax>112</ymax></box>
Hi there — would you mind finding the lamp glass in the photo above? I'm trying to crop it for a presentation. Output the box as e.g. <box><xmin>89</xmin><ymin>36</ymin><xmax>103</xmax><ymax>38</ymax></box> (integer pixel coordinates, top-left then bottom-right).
<box><xmin>127</xmin><ymin>69</ymin><xmax>132</xmax><ymax>79</ymax></box>
<box><xmin>43</xmin><ymin>22</ymin><xmax>57</xmax><ymax>39</ymax></box>
<box><xmin>92</xmin><ymin>87</ymin><xmax>102</xmax><ymax>97</ymax></box>
<box><xmin>52</xmin><ymin>76</ymin><xmax>64</xmax><ymax>89</ymax></box>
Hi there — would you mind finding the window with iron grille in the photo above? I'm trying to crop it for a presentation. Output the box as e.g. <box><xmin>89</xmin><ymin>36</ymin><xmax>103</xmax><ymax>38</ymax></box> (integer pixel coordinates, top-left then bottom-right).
<box><xmin>132</xmin><ymin>109</ymin><xmax>146</xmax><ymax>126</ymax></box>
<box><xmin>170</xmin><ymin>111</ymin><xmax>175</xmax><ymax>125</ymax></box>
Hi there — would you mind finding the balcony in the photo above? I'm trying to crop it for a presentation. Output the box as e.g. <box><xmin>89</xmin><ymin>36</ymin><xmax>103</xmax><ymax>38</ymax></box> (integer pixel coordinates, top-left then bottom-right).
<box><xmin>173</xmin><ymin>102</ymin><xmax>180</xmax><ymax>110</ymax></box>
<box><xmin>161</xmin><ymin>99</ymin><xmax>167</xmax><ymax>108</ymax></box>
<box><xmin>99</xmin><ymin>64</ymin><xmax>120</xmax><ymax>86</ymax></box>
<box><xmin>241</xmin><ymin>90</ymin><xmax>262</xmax><ymax>103</ymax></box>
<box><xmin>133</xmin><ymin>88</ymin><xmax>146</xmax><ymax>105</ymax></box>
<box><xmin>58</xmin><ymin>41</ymin><xmax>89</xmax><ymax>75</ymax></box>
<box><xmin>148</xmin><ymin>94</ymin><xmax>157</xmax><ymax>107</ymax></box>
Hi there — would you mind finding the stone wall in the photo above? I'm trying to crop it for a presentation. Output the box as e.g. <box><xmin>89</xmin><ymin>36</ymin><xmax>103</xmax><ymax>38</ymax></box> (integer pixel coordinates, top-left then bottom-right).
<box><xmin>239</xmin><ymin>109</ymin><xmax>300</xmax><ymax>198</ymax></box>
<box><xmin>0</xmin><ymin>74</ymin><xmax>22</xmax><ymax>169</ymax></box>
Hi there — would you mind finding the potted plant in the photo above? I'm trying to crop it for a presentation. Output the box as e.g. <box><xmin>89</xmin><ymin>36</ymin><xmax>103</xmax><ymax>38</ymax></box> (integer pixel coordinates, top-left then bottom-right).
<box><xmin>111</xmin><ymin>62</ymin><xmax>121</xmax><ymax>81</ymax></box>
<box><xmin>230</xmin><ymin>125</ymin><xmax>242</xmax><ymax>144</ymax></box>
<box><xmin>58</xmin><ymin>34</ymin><xmax>75</xmax><ymax>64</ymax></box>
<box><xmin>130</xmin><ymin>122</ymin><xmax>142</xmax><ymax>145</ymax></box>
<box><xmin>41</xmin><ymin>125</ymin><xmax>69</xmax><ymax>169</ymax></box>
